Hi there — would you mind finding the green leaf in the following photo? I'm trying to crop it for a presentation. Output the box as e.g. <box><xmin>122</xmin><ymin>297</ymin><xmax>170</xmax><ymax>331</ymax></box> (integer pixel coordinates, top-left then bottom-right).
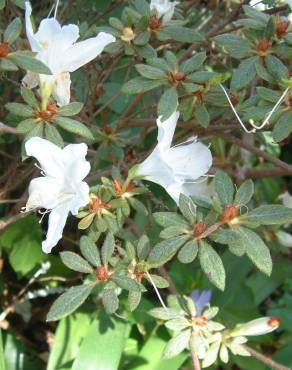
<box><xmin>235</xmin><ymin>179</ymin><xmax>254</xmax><ymax>206</ymax></box>
<box><xmin>21</xmin><ymin>87</ymin><xmax>39</xmax><ymax>109</ymax></box>
<box><xmin>0</xmin><ymin>0</ymin><xmax>5</xmax><ymax>9</ymax></box>
<box><xmin>122</xmin><ymin>77</ymin><xmax>165</xmax><ymax>94</ymax></box>
<box><xmin>165</xmin><ymin>51</ymin><xmax>178</xmax><ymax>70</ymax></box>
<box><xmin>147</xmin><ymin>274</ymin><xmax>169</xmax><ymax>288</ymax></box>
<box><xmin>195</xmin><ymin>104</ymin><xmax>210</xmax><ymax>127</ymax></box>
<box><xmin>273</xmin><ymin>111</ymin><xmax>292</xmax><ymax>142</ymax></box>
<box><xmin>163</xmin><ymin>330</ymin><xmax>191</xmax><ymax>359</ymax></box>
<box><xmin>45</xmin><ymin>123</ymin><xmax>64</xmax><ymax>147</ymax></box>
<box><xmin>180</xmin><ymin>52</ymin><xmax>206</xmax><ymax>74</ymax></box>
<box><xmin>112</xmin><ymin>275</ymin><xmax>142</xmax><ymax>291</ymax></box>
<box><xmin>6</xmin><ymin>103</ymin><xmax>34</xmax><ymax>117</ymax></box>
<box><xmin>128</xmin><ymin>290</ymin><xmax>142</xmax><ymax>311</ymax></box>
<box><xmin>230</xmin><ymin>57</ymin><xmax>257</xmax><ymax>90</ymax></box>
<box><xmin>0</xmin><ymin>58</ymin><xmax>18</xmax><ymax>71</ymax></box>
<box><xmin>102</xmin><ymin>288</ymin><xmax>119</xmax><ymax>314</ymax></box>
<box><xmin>188</xmin><ymin>71</ymin><xmax>217</xmax><ymax>83</ymax></box>
<box><xmin>58</xmin><ymin>102</ymin><xmax>84</xmax><ymax>116</ymax></box>
<box><xmin>149</xmin><ymin>307</ymin><xmax>181</xmax><ymax>320</ymax></box>
<box><xmin>215</xmin><ymin>170</ymin><xmax>234</xmax><ymax>206</ymax></box>
<box><xmin>177</xmin><ymin>239</ymin><xmax>198</xmax><ymax>263</ymax></box>
<box><xmin>136</xmin><ymin>64</ymin><xmax>167</xmax><ymax>80</ymax></box>
<box><xmin>235</xmin><ymin>227</ymin><xmax>272</xmax><ymax>276</ymax></box>
<box><xmin>72</xmin><ymin>313</ymin><xmax>128</xmax><ymax>370</ymax></box>
<box><xmin>101</xmin><ymin>232</ymin><xmax>115</xmax><ymax>266</ymax></box>
<box><xmin>157</xmin><ymin>87</ymin><xmax>178</xmax><ymax>121</ymax></box>
<box><xmin>128</xmin><ymin>197</ymin><xmax>148</xmax><ymax>215</ymax></box>
<box><xmin>80</xmin><ymin>235</ymin><xmax>101</xmax><ymax>267</ymax></box>
<box><xmin>242</xmin><ymin>205</ymin><xmax>292</xmax><ymax>225</ymax></box>
<box><xmin>154</xmin><ymin>212</ymin><xmax>189</xmax><ymax>228</ymax></box>
<box><xmin>199</xmin><ymin>241</ymin><xmax>226</xmax><ymax>290</ymax></box>
<box><xmin>9</xmin><ymin>51</ymin><xmax>51</xmax><ymax>74</ymax></box>
<box><xmin>54</xmin><ymin>116</ymin><xmax>94</xmax><ymax>140</ymax></box>
<box><xmin>160</xmin><ymin>226</ymin><xmax>186</xmax><ymax>239</ymax></box>
<box><xmin>147</xmin><ymin>235</ymin><xmax>189</xmax><ymax>267</ymax></box>
<box><xmin>4</xmin><ymin>17</ymin><xmax>21</xmax><ymax>44</ymax></box>
<box><xmin>47</xmin><ymin>284</ymin><xmax>94</xmax><ymax>321</ymax></box>
<box><xmin>0</xmin><ymin>215</ymin><xmax>45</xmax><ymax>277</ymax></box>
<box><xmin>134</xmin><ymin>336</ymin><xmax>187</xmax><ymax>370</ymax></box>
<box><xmin>16</xmin><ymin>118</ymin><xmax>38</xmax><ymax>133</ymax></box>
<box><xmin>60</xmin><ymin>251</ymin><xmax>94</xmax><ymax>274</ymax></box>
<box><xmin>158</xmin><ymin>26</ymin><xmax>204</xmax><ymax>43</ymax></box>
<box><xmin>214</xmin><ymin>34</ymin><xmax>252</xmax><ymax>59</ymax></box>
<box><xmin>47</xmin><ymin>312</ymin><xmax>92</xmax><ymax>370</ymax></box>
<box><xmin>179</xmin><ymin>194</ymin><xmax>196</xmax><ymax>223</ymax></box>
<box><xmin>265</xmin><ymin>55</ymin><xmax>288</xmax><ymax>80</ymax></box>
<box><xmin>137</xmin><ymin>235</ymin><xmax>150</xmax><ymax>260</ymax></box>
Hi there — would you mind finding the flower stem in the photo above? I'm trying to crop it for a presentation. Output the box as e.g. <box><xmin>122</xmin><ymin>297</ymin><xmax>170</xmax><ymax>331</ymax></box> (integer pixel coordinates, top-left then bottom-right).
<box><xmin>242</xmin><ymin>345</ymin><xmax>291</xmax><ymax>370</ymax></box>
<box><xmin>190</xmin><ymin>344</ymin><xmax>201</xmax><ymax>370</ymax></box>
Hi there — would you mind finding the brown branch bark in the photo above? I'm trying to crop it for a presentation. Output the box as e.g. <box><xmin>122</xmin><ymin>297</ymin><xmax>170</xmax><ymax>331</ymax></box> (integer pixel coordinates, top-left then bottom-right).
<box><xmin>214</xmin><ymin>133</ymin><xmax>292</xmax><ymax>173</ymax></box>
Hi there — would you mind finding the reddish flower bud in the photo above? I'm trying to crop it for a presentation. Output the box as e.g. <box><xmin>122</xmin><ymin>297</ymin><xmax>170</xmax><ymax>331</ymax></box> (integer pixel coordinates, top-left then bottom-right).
<box><xmin>221</xmin><ymin>204</ymin><xmax>238</xmax><ymax>223</ymax></box>
<box><xmin>194</xmin><ymin>222</ymin><xmax>207</xmax><ymax>237</ymax></box>
<box><xmin>96</xmin><ymin>266</ymin><xmax>109</xmax><ymax>281</ymax></box>
<box><xmin>0</xmin><ymin>43</ymin><xmax>9</xmax><ymax>58</ymax></box>
<box><xmin>276</xmin><ymin>20</ymin><xmax>290</xmax><ymax>38</ymax></box>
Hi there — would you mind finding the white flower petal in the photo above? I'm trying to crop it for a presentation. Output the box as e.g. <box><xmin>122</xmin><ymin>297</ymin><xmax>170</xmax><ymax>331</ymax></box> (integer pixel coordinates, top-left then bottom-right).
<box><xmin>25</xmin><ymin>1</ymin><xmax>41</xmax><ymax>51</ymax></box>
<box><xmin>25</xmin><ymin>137</ymin><xmax>64</xmax><ymax>179</ymax></box>
<box><xmin>169</xmin><ymin>141</ymin><xmax>212</xmax><ymax>180</ymax></box>
<box><xmin>27</xmin><ymin>176</ymin><xmax>63</xmax><ymax>210</ymax></box>
<box><xmin>52</xmin><ymin>72</ymin><xmax>71</xmax><ymax>106</ymax></box>
<box><xmin>157</xmin><ymin>111</ymin><xmax>179</xmax><ymax>150</ymax></box>
<box><xmin>279</xmin><ymin>191</ymin><xmax>292</xmax><ymax>209</ymax></box>
<box><xmin>219</xmin><ymin>344</ymin><xmax>229</xmax><ymax>363</ymax></box>
<box><xmin>69</xmin><ymin>182</ymin><xmax>90</xmax><ymax>215</ymax></box>
<box><xmin>231</xmin><ymin>317</ymin><xmax>281</xmax><ymax>337</ymax></box>
<box><xmin>42</xmin><ymin>205</ymin><xmax>70</xmax><ymax>253</ymax></box>
<box><xmin>62</xmin><ymin>142</ymin><xmax>91</xmax><ymax>181</ymax></box>
<box><xmin>202</xmin><ymin>341</ymin><xmax>220</xmax><ymax>368</ymax></box>
<box><xmin>136</xmin><ymin>146</ymin><xmax>174</xmax><ymax>188</ymax></box>
<box><xmin>276</xmin><ymin>230</ymin><xmax>292</xmax><ymax>247</ymax></box>
<box><xmin>61</xmin><ymin>32</ymin><xmax>116</xmax><ymax>72</ymax></box>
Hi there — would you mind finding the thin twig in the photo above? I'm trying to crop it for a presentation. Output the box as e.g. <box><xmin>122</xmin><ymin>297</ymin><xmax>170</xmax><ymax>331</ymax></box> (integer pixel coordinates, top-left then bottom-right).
<box><xmin>243</xmin><ymin>345</ymin><xmax>292</xmax><ymax>370</ymax></box>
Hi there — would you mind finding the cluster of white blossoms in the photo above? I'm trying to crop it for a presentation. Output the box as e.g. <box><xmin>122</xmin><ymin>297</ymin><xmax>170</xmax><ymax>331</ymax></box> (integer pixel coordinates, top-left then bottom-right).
<box><xmin>23</xmin><ymin>0</ymin><xmax>212</xmax><ymax>252</ymax></box>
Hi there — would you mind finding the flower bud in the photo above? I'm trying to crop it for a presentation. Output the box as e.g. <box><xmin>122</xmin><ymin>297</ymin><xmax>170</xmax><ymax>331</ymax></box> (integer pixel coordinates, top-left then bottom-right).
<box><xmin>230</xmin><ymin>317</ymin><xmax>281</xmax><ymax>337</ymax></box>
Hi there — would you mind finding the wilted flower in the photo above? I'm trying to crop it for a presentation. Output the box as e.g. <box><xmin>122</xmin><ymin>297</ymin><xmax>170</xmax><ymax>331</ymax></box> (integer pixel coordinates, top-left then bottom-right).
<box><xmin>136</xmin><ymin>111</ymin><xmax>212</xmax><ymax>204</ymax></box>
<box><xmin>24</xmin><ymin>137</ymin><xmax>90</xmax><ymax>253</ymax></box>
<box><xmin>24</xmin><ymin>1</ymin><xmax>115</xmax><ymax>106</ymax></box>
<box><xmin>150</xmin><ymin>0</ymin><xmax>179</xmax><ymax>24</ymax></box>
<box><xmin>202</xmin><ymin>316</ymin><xmax>281</xmax><ymax>368</ymax></box>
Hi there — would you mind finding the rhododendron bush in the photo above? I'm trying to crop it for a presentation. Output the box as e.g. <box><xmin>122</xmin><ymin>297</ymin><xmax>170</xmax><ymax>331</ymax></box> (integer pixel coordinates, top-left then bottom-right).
<box><xmin>1</xmin><ymin>0</ymin><xmax>292</xmax><ymax>369</ymax></box>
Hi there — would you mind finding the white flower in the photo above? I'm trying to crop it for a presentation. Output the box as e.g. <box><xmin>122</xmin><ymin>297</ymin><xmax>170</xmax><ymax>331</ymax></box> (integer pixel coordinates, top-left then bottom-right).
<box><xmin>24</xmin><ymin>2</ymin><xmax>115</xmax><ymax>106</ymax></box>
<box><xmin>279</xmin><ymin>191</ymin><xmax>292</xmax><ymax>208</ymax></box>
<box><xmin>136</xmin><ymin>111</ymin><xmax>212</xmax><ymax>204</ymax></box>
<box><xmin>24</xmin><ymin>137</ymin><xmax>90</xmax><ymax>253</ymax></box>
<box><xmin>150</xmin><ymin>0</ymin><xmax>179</xmax><ymax>24</ymax></box>
<box><xmin>276</xmin><ymin>230</ymin><xmax>292</xmax><ymax>247</ymax></box>
<box><xmin>230</xmin><ymin>317</ymin><xmax>281</xmax><ymax>337</ymax></box>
